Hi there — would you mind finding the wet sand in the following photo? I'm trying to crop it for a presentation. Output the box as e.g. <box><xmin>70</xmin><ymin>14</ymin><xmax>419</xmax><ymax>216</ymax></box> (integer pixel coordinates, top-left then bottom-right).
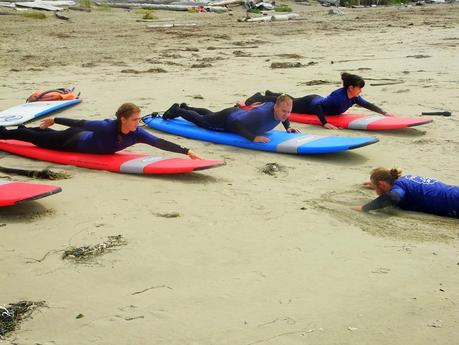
<box><xmin>0</xmin><ymin>2</ymin><xmax>458</xmax><ymax>344</ymax></box>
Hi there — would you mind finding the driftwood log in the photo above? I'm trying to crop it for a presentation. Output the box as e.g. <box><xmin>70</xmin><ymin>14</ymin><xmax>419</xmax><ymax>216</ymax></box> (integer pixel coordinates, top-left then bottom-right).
<box><xmin>96</xmin><ymin>1</ymin><xmax>228</xmax><ymax>12</ymax></box>
<box><xmin>241</xmin><ymin>13</ymin><xmax>301</xmax><ymax>22</ymax></box>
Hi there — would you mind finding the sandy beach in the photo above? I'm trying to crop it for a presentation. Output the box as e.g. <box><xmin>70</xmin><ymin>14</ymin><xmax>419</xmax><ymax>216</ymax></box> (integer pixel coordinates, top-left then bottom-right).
<box><xmin>0</xmin><ymin>2</ymin><xmax>458</xmax><ymax>344</ymax></box>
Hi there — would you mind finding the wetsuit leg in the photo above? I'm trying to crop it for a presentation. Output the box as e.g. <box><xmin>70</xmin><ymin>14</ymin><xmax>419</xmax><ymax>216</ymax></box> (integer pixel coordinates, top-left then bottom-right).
<box><xmin>291</xmin><ymin>95</ymin><xmax>321</xmax><ymax>114</ymax></box>
<box><xmin>245</xmin><ymin>93</ymin><xmax>277</xmax><ymax>105</ymax></box>
<box><xmin>171</xmin><ymin>107</ymin><xmax>237</xmax><ymax>130</ymax></box>
<box><xmin>0</xmin><ymin>126</ymin><xmax>83</xmax><ymax>151</ymax></box>
<box><xmin>202</xmin><ymin>107</ymin><xmax>237</xmax><ymax>129</ymax></box>
<box><xmin>180</xmin><ymin>104</ymin><xmax>213</xmax><ymax>115</ymax></box>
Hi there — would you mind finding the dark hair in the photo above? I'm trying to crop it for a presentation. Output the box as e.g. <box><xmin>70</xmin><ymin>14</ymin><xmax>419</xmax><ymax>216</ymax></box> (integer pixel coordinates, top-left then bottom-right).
<box><xmin>341</xmin><ymin>72</ymin><xmax>365</xmax><ymax>89</ymax></box>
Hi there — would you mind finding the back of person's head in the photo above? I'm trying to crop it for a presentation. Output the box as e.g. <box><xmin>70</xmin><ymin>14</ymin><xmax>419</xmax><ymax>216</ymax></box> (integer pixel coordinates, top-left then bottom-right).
<box><xmin>370</xmin><ymin>167</ymin><xmax>402</xmax><ymax>185</ymax></box>
<box><xmin>341</xmin><ymin>72</ymin><xmax>365</xmax><ymax>89</ymax></box>
<box><xmin>115</xmin><ymin>103</ymin><xmax>140</xmax><ymax>121</ymax></box>
<box><xmin>275</xmin><ymin>94</ymin><xmax>293</xmax><ymax>106</ymax></box>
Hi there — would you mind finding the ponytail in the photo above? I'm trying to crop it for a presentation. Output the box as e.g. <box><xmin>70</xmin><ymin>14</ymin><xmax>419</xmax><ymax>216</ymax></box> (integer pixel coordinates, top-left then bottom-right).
<box><xmin>341</xmin><ymin>72</ymin><xmax>365</xmax><ymax>88</ymax></box>
<box><xmin>370</xmin><ymin>167</ymin><xmax>402</xmax><ymax>186</ymax></box>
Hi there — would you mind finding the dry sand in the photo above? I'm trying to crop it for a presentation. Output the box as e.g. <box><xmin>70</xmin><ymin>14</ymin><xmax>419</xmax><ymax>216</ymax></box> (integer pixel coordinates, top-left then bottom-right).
<box><xmin>0</xmin><ymin>2</ymin><xmax>458</xmax><ymax>344</ymax></box>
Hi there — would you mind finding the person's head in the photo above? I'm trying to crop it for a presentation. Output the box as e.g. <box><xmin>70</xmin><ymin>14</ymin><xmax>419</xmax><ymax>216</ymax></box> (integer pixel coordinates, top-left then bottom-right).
<box><xmin>370</xmin><ymin>167</ymin><xmax>402</xmax><ymax>195</ymax></box>
<box><xmin>341</xmin><ymin>72</ymin><xmax>365</xmax><ymax>98</ymax></box>
<box><xmin>273</xmin><ymin>95</ymin><xmax>293</xmax><ymax>122</ymax></box>
<box><xmin>115</xmin><ymin>103</ymin><xmax>141</xmax><ymax>134</ymax></box>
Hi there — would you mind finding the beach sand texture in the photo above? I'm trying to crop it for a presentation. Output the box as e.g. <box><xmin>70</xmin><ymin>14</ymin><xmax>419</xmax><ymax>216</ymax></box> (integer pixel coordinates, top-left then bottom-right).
<box><xmin>0</xmin><ymin>2</ymin><xmax>458</xmax><ymax>344</ymax></box>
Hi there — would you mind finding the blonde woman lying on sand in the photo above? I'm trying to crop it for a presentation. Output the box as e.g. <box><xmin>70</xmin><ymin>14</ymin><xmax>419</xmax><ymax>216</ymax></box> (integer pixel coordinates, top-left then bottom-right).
<box><xmin>352</xmin><ymin>167</ymin><xmax>459</xmax><ymax>218</ymax></box>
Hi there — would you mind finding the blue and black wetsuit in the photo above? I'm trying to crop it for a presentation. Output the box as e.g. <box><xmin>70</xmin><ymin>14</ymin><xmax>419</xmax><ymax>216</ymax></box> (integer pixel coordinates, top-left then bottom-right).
<box><xmin>245</xmin><ymin>88</ymin><xmax>385</xmax><ymax>125</ymax></box>
<box><xmin>0</xmin><ymin>118</ymin><xmax>189</xmax><ymax>155</ymax></box>
<box><xmin>362</xmin><ymin>175</ymin><xmax>459</xmax><ymax>218</ymax></box>
<box><xmin>164</xmin><ymin>102</ymin><xmax>290</xmax><ymax>141</ymax></box>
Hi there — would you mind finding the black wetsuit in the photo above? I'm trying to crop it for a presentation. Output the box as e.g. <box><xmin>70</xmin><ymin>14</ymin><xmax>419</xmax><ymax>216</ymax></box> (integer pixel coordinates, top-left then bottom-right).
<box><xmin>165</xmin><ymin>103</ymin><xmax>291</xmax><ymax>141</ymax></box>
<box><xmin>0</xmin><ymin>118</ymin><xmax>188</xmax><ymax>154</ymax></box>
<box><xmin>245</xmin><ymin>88</ymin><xmax>385</xmax><ymax>125</ymax></box>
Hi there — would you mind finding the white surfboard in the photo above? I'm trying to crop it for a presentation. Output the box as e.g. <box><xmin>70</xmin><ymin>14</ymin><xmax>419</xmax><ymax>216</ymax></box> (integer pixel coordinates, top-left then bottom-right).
<box><xmin>0</xmin><ymin>99</ymin><xmax>81</xmax><ymax>127</ymax></box>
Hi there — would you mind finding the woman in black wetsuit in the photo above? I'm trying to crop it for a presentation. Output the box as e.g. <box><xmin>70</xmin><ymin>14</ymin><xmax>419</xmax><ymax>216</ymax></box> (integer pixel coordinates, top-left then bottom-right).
<box><xmin>0</xmin><ymin>103</ymin><xmax>201</xmax><ymax>158</ymax></box>
<box><xmin>244</xmin><ymin>73</ymin><xmax>395</xmax><ymax>130</ymax></box>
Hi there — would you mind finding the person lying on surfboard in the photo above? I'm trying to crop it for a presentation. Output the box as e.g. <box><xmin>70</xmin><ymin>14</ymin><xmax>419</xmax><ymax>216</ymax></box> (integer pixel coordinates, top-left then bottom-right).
<box><xmin>352</xmin><ymin>167</ymin><xmax>459</xmax><ymax>218</ymax></box>
<box><xmin>0</xmin><ymin>102</ymin><xmax>202</xmax><ymax>159</ymax></box>
<box><xmin>160</xmin><ymin>94</ymin><xmax>300</xmax><ymax>143</ymax></box>
<box><xmin>244</xmin><ymin>72</ymin><xmax>395</xmax><ymax>130</ymax></box>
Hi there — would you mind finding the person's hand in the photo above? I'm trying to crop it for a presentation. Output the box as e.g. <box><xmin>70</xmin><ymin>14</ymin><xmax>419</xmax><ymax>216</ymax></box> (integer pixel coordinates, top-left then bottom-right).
<box><xmin>384</xmin><ymin>112</ymin><xmax>396</xmax><ymax>117</ymax></box>
<box><xmin>253</xmin><ymin>136</ymin><xmax>270</xmax><ymax>143</ymax></box>
<box><xmin>287</xmin><ymin>127</ymin><xmax>301</xmax><ymax>133</ymax></box>
<box><xmin>324</xmin><ymin>123</ymin><xmax>339</xmax><ymax>130</ymax></box>
<box><xmin>362</xmin><ymin>181</ymin><xmax>374</xmax><ymax>189</ymax></box>
<box><xmin>351</xmin><ymin>205</ymin><xmax>363</xmax><ymax>212</ymax></box>
<box><xmin>187</xmin><ymin>150</ymin><xmax>202</xmax><ymax>160</ymax></box>
<box><xmin>40</xmin><ymin>117</ymin><xmax>55</xmax><ymax>129</ymax></box>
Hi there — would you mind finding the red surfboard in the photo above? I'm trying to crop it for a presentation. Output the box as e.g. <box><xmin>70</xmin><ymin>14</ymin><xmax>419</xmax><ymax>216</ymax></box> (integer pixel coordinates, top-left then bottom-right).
<box><xmin>0</xmin><ymin>179</ymin><xmax>61</xmax><ymax>206</ymax></box>
<box><xmin>0</xmin><ymin>140</ymin><xmax>225</xmax><ymax>174</ymax></box>
<box><xmin>240</xmin><ymin>104</ymin><xmax>433</xmax><ymax>130</ymax></box>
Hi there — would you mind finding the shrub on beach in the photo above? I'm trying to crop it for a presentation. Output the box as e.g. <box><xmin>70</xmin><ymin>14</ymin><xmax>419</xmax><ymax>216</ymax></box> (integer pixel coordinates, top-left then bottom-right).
<box><xmin>21</xmin><ymin>10</ymin><xmax>47</xmax><ymax>19</ymax></box>
<box><xmin>80</xmin><ymin>0</ymin><xmax>92</xmax><ymax>9</ymax></box>
<box><xmin>274</xmin><ymin>4</ymin><xmax>293</xmax><ymax>12</ymax></box>
<box><xmin>135</xmin><ymin>9</ymin><xmax>157</xmax><ymax>20</ymax></box>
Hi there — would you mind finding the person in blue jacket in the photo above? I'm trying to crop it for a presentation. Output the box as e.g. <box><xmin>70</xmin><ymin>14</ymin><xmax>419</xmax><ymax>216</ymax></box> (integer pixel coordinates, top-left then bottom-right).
<box><xmin>352</xmin><ymin>167</ymin><xmax>459</xmax><ymax>218</ymax></box>
<box><xmin>160</xmin><ymin>94</ymin><xmax>299</xmax><ymax>143</ymax></box>
<box><xmin>0</xmin><ymin>103</ymin><xmax>201</xmax><ymax>159</ymax></box>
<box><xmin>244</xmin><ymin>72</ymin><xmax>395</xmax><ymax>130</ymax></box>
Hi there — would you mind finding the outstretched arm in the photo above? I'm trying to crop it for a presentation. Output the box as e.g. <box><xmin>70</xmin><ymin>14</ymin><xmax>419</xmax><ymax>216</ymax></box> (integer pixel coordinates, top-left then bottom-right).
<box><xmin>353</xmin><ymin>192</ymin><xmax>401</xmax><ymax>212</ymax></box>
<box><xmin>356</xmin><ymin>98</ymin><xmax>394</xmax><ymax>117</ymax></box>
<box><xmin>137</xmin><ymin>129</ymin><xmax>201</xmax><ymax>158</ymax></box>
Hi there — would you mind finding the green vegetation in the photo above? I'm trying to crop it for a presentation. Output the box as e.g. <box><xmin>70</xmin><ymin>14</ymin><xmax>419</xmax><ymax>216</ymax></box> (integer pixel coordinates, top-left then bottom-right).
<box><xmin>80</xmin><ymin>0</ymin><xmax>92</xmax><ymax>9</ymax></box>
<box><xmin>135</xmin><ymin>8</ymin><xmax>157</xmax><ymax>20</ymax></box>
<box><xmin>21</xmin><ymin>11</ymin><xmax>47</xmax><ymax>19</ymax></box>
<box><xmin>274</xmin><ymin>4</ymin><xmax>292</xmax><ymax>12</ymax></box>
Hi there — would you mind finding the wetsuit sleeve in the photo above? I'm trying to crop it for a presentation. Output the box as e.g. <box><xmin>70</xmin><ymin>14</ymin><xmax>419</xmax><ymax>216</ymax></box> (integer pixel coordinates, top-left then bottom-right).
<box><xmin>362</xmin><ymin>191</ymin><xmax>401</xmax><ymax>212</ymax></box>
<box><xmin>54</xmin><ymin>117</ymin><xmax>86</xmax><ymax>128</ymax></box>
<box><xmin>282</xmin><ymin>119</ymin><xmax>291</xmax><ymax>130</ymax></box>
<box><xmin>231</xmin><ymin>119</ymin><xmax>258</xmax><ymax>141</ymax></box>
<box><xmin>54</xmin><ymin>118</ymin><xmax>110</xmax><ymax>131</ymax></box>
<box><xmin>137</xmin><ymin>129</ymin><xmax>189</xmax><ymax>155</ymax></box>
<box><xmin>314</xmin><ymin>103</ymin><xmax>328</xmax><ymax>125</ymax></box>
<box><xmin>355</xmin><ymin>97</ymin><xmax>385</xmax><ymax>115</ymax></box>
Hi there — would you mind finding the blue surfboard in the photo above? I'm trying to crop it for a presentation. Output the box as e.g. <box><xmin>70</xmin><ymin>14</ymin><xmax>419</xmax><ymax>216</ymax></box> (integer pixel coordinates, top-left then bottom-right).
<box><xmin>0</xmin><ymin>99</ymin><xmax>81</xmax><ymax>127</ymax></box>
<box><xmin>142</xmin><ymin>115</ymin><xmax>379</xmax><ymax>154</ymax></box>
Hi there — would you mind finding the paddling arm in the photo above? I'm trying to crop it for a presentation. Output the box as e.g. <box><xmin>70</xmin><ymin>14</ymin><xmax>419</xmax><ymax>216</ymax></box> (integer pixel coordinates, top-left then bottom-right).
<box><xmin>356</xmin><ymin>98</ymin><xmax>387</xmax><ymax>116</ymax></box>
<box><xmin>361</xmin><ymin>192</ymin><xmax>401</xmax><ymax>212</ymax></box>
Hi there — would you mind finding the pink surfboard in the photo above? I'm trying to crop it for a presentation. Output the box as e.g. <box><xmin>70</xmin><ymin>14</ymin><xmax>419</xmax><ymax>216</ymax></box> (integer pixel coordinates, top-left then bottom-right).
<box><xmin>240</xmin><ymin>104</ymin><xmax>432</xmax><ymax>130</ymax></box>
<box><xmin>0</xmin><ymin>179</ymin><xmax>61</xmax><ymax>206</ymax></box>
<box><xmin>0</xmin><ymin>140</ymin><xmax>225</xmax><ymax>174</ymax></box>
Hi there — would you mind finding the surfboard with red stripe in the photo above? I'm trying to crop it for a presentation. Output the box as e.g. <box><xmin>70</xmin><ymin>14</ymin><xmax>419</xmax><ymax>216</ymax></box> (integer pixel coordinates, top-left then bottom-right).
<box><xmin>240</xmin><ymin>104</ymin><xmax>432</xmax><ymax>130</ymax></box>
<box><xmin>0</xmin><ymin>179</ymin><xmax>61</xmax><ymax>206</ymax></box>
<box><xmin>0</xmin><ymin>140</ymin><xmax>225</xmax><ymax>174</ymax></box>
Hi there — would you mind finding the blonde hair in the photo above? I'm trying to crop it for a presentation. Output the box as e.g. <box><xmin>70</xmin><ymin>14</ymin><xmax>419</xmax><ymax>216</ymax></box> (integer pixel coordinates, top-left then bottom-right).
<box><xmin>115</xmin><ymin>102</ymin><xmax>141</xmax><ymax>142</ymax></box>
<box><xmin>115</xmin><ymin>103</ymin><xmax>140</xmax><ymax>121</ymax></box>
<box><xmin>275</xmin><ymin>94</ymin><xmax>293</xmax><ymax>106</ymax></box>
<box><xmin>370</xmin><ymin>167</ymin><xmax>402</xmax><ymax>186</ymax></box>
